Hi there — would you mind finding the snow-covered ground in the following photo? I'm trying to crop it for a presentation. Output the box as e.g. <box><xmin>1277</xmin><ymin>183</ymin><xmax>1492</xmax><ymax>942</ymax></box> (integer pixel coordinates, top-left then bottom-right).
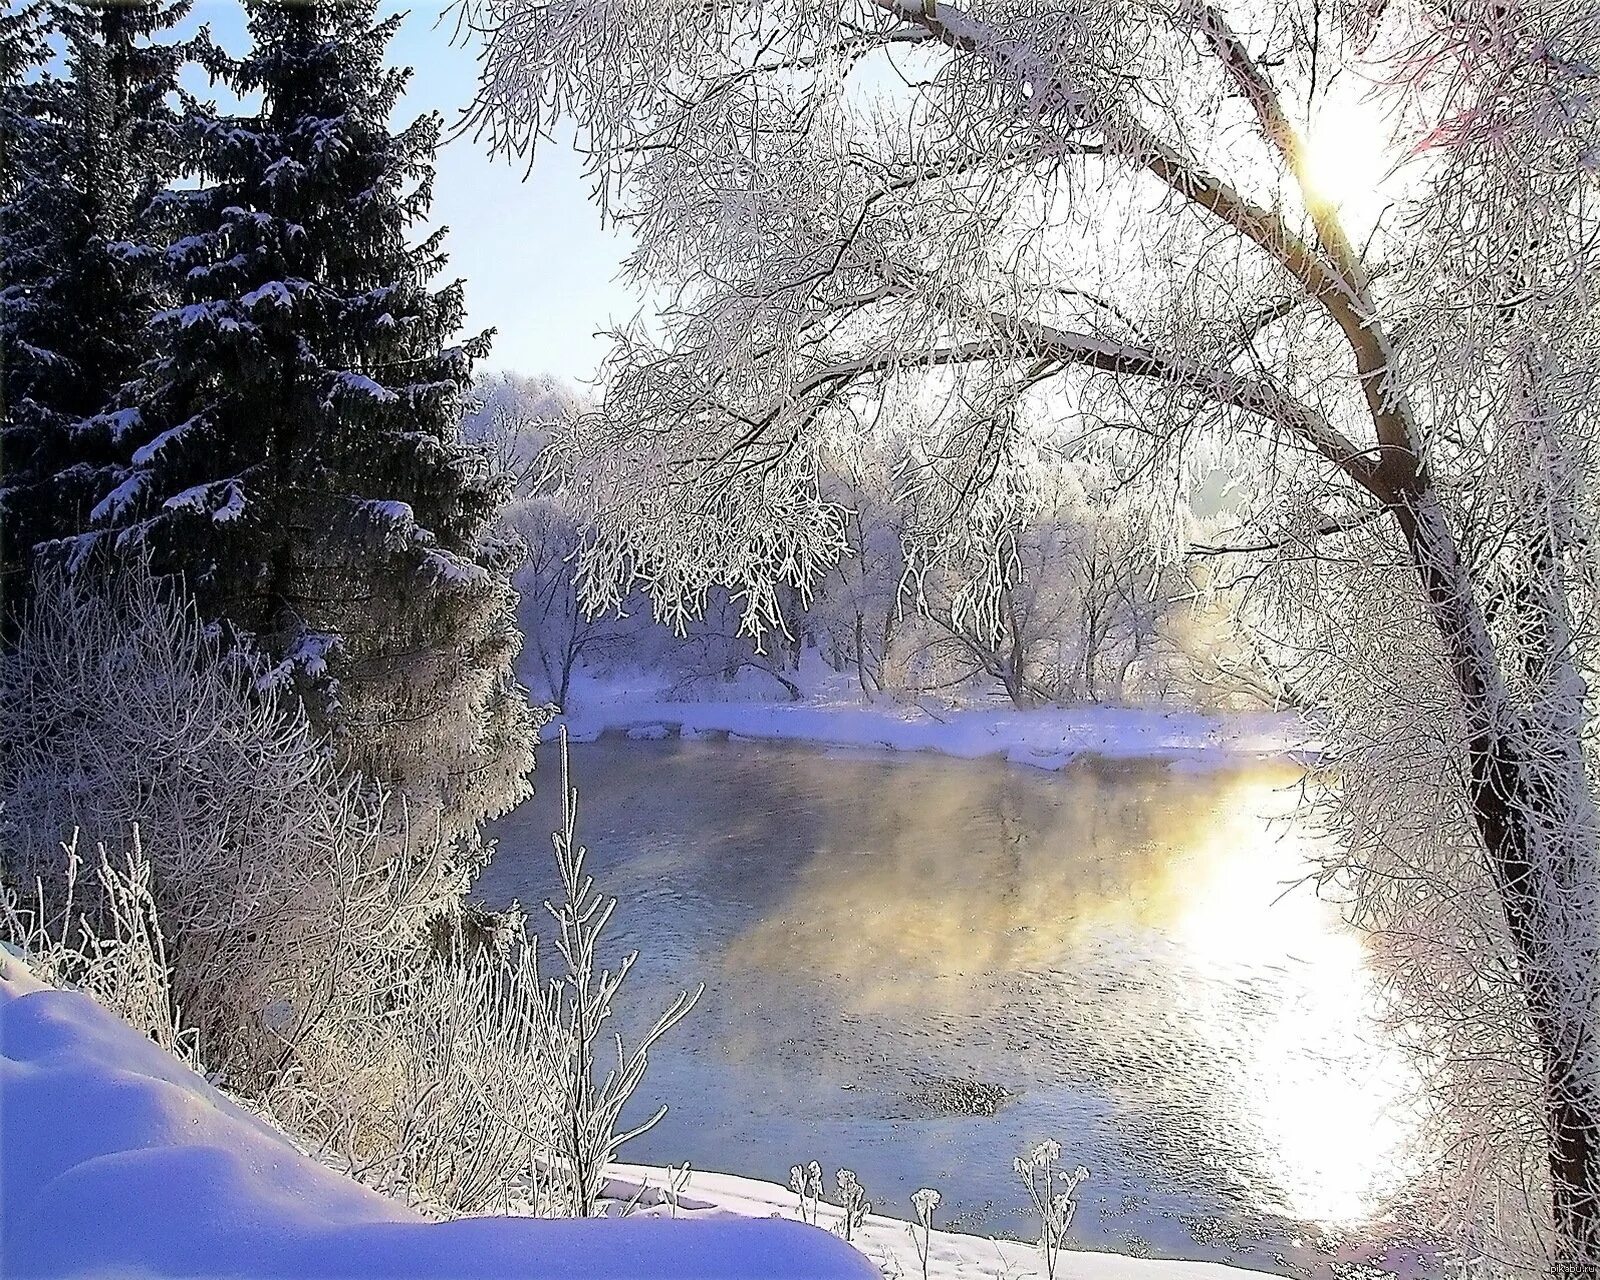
<box><xmin>0</xmin><ymin>952</ymin><xmax>871</xmax><ymax>1280</ymax></box>
<box><xmin>604</xmin><ymin>1164</ymin><xmax>1271</xmax><ymax>1280</ymax></box>
<box><xmin>1</xmin><ymin>949</ymin><xmax>1264</xmax><ymax>1280</ymax></box>
<box><xmin>547</xmin><ymin>668</ymin><xmax>1310</xmax><ymax>772</ymax></box>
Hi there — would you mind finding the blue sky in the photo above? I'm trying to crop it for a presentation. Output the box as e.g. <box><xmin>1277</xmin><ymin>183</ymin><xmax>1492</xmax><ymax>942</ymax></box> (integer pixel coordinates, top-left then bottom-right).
<box><xmin>191</xmin><ymin>1</ymin><xmax>635</xmax><ymax>384</ymax></box>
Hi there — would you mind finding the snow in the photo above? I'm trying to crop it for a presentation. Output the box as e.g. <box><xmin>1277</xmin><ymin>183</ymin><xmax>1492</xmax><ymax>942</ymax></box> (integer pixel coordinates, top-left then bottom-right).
<box><xmin>88</xmin><ymin>471</ymin><xmax>146</xmax><ymax>523</ymax></box>
<box><xmin>329</xmin><ymin>371</ymin><xmax>399</xmax><ymax>403</ymax></box>
<box><xmin>158</xmin><ymin>299</ymin><xmax>246</xmax><ymax>331</ymax></box>
<box><xmin>162</xmin><ymin>479</ymin><xmax>245</xmax><ymax>523</ymax></box>
<box><xmin>362</xmin><ymin>498</ymin><xmax>416</xmax><ymax>524</ymax></box>
<box><xmin>425</xmin><ymin>548</ymin><xmax>491</xmax><ymax>587</ymax></box>
<box><xmin>0</xmin><ymin>951</ymin><xmax>878</xmax><ymax>1280</ymax></box>
<box><xmin>212</xmin><ymin>483</ymin><xmax>246</xmax><ymax>524</ymax></box>
<box><xmin>0</xmin><ymin>947</ymin><xmax>1267</xmax><ymax>1280</ymax></box>
<box><xmin>546</xmin><ymin>671</ymin><xmax>1310</xmax><ymax>772</ymax></box>
<box><xmin>603</xmin><ymin>1164</ymin><xmax>1263</xmax><ymax>1280</ymax></box>
<box><xmin>131</xmin><ymin>422</ymin><xmax>189</xmax><ymax>467</ymax></box>
<box><xmin>240</xmin><ymin>281</ymin><xmax>298</xmax><ymax>311</ymax></box>
<box><xmin>93</xmin><ymin>406</ymin><xmax>143</xmax><ymax>440</ymax></box>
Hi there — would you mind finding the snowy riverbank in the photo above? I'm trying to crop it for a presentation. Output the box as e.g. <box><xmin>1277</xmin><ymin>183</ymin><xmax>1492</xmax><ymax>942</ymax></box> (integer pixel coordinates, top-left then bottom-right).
<box><xmin>603</xmin><ymin>1163</ymin><xmax>1273</xmax><ymax>1280</ymax></box>
<box><xmin>545</xmin><ymin>672</ymin><xmax>1311</xmax><ymax>772</ymax></box>
<box><xmin>0</xmin><ymin>951</ymin><xmax>871</xmax><ymax>1280</ymax></box>
<box><xmin>0</xmin><ymin>949</ymin><xmax>1263</xmax><ymax>1280</ymax></box>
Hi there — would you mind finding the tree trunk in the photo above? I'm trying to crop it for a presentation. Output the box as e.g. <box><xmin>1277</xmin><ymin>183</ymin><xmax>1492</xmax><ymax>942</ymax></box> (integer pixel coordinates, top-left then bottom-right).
<box><xmin>854</xmin><ymin>612</ymin><xmax>874</xmax><ymax>698</ymax></box>
<box><xmin>558</xmin><ymin>645</ymin><xmax>575</xmax><ymax>710</ymax></box>
<box><xmin>1393</xmin><ymin>481</ymin><xmax>1600</xmax><ymax>1275</ymax></box>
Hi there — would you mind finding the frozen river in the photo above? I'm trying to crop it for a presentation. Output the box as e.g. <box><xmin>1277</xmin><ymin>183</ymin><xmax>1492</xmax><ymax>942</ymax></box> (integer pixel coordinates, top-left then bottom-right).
<box><xmin>480</xmin><ymin>734</ymin><xmax>1430</xmax><ymax>1277</ymax></box>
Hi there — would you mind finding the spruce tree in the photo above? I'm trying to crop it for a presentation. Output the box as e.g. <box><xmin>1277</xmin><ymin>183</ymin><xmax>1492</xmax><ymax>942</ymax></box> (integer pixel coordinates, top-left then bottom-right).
<box><xmin>91</xmin><ymin>1</ymin><xmax>534</xmax><ymax>892</ymax></box>
<box><xmin>0</xmin><ymin>1</ymin><xmax>191</xmax><ymax>623</ymax></box>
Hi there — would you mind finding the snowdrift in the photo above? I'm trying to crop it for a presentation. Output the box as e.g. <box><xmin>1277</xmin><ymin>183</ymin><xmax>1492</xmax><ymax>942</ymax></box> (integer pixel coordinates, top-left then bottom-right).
<box><xmin>0</xmin><ymin>955</ymin><xmax>877</xmax><ymax>1279</ymax></box>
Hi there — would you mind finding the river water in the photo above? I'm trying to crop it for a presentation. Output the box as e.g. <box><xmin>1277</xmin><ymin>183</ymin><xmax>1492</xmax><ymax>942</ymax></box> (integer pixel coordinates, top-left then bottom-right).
<box><xmin>479</xmin><ymin>734</ymin><xmax>1431</xmax><ymax>1277</ymax></box>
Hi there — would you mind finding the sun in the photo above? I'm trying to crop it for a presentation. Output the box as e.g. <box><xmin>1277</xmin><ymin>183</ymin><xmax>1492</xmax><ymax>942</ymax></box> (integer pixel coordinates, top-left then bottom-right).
<box><xmin>1299</xmin><ymin>86</ymin><xmax>1401</xmax><ymax>230</ymax></box>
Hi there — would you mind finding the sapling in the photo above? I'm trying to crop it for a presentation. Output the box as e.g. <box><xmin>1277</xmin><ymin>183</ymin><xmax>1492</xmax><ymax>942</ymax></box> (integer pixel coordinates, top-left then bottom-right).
<box><xmin>835</xmin><ymin>1167</ymin><xmax>870</xmax><ymax>1243</ymax></box>
<box><xmin>544</xmin><ymin>730</ymin><xmax>701</xmax><ymax>1216</ymax></box>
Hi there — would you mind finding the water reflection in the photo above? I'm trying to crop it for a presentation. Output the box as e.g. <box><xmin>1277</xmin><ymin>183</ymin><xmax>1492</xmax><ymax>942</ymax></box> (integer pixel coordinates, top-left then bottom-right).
<box><xmin>717</xmin><ymin>755</ymin><xmax>1418</xmax><ymax>1228</ymax></box>
<box><xmin>481</xmin><ymin>737</ymin><xmax>1425</xmax><ymax>1274</ymax></box>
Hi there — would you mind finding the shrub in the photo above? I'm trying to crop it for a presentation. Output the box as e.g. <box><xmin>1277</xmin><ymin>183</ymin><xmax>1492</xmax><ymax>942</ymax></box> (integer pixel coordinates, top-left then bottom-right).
<box><xmin>1</xmin><ymin>579</ymin><xmax>693</xmax><ymax>1218</ymax></box>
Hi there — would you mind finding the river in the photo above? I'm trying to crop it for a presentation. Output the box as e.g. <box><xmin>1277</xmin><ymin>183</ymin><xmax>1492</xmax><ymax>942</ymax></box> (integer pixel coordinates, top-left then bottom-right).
<box><xmin>479</xmin><ymin>733</ymin><xmax>1431</xmax><ymax>1277</ymax></box>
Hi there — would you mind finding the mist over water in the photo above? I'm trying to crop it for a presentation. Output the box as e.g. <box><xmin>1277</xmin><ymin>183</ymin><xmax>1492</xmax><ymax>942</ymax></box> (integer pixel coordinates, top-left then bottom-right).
<box><xmin>481</xmin><ymin>736</ymin><xmax>1431</xmax><ymax>1277</ymax></box>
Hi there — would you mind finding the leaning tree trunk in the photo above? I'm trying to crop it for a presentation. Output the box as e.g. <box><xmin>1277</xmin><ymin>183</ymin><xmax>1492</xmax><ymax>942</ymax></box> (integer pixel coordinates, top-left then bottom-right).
<box><xmin>1394</xmin><ymin>481</ymin><xmax>1600</xmax><ymax>1276</ymax></box>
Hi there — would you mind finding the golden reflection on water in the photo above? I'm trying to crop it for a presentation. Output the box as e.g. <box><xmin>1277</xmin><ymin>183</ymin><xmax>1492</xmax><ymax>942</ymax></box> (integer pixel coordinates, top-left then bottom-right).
<box><xmin>720</xmin><ymin>755</ymin><xmax>1421</xmax><ymax>1230</ymax></box>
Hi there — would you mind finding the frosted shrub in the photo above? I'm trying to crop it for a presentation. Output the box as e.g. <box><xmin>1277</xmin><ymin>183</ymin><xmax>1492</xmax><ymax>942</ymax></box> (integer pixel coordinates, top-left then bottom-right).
<box><xmin>0</xmin><ymin>567</ymin><xmax>547</xmax><ymax>1215</ymax></box>
<box><xmin>1</xmin><ymin>829</ymin><xmax>197</xmax><ymax>1067</ymax></box>
<box><xmin>291</xmin><ymin>914</ymin><xmax>571</xmax><ymax>1217</ymax></box>
<box><xmin>0</xmin><ymin>564</ymin><xmax>436</xmax><ymax>1097</ymax></box>
<box><xmin>834</xmin><ymin>1168</ymin><xmax>871</xmax><ymax>1243</ymax></box>
<box><xmin>1014</xmin><ymin>1141</ymin><xmax>1089</xmax><ymax>1280</ymax></box>
<box><xmin>790</xmin><ymin>1161</ymin><xmax>825</xmax><ymax>1226</ymax></box>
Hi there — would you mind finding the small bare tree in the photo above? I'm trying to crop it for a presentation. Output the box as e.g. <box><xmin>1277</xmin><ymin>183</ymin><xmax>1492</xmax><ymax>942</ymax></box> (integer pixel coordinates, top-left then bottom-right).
<box><xmin>544</xmin><ymin>732</ymin><xmax>700</xmax><ymax>1216</ymax></box>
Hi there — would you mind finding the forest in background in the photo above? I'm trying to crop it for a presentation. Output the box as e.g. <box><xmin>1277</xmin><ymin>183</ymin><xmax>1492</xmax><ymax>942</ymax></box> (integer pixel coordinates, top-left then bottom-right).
<box><xmin>467</xmin><ymin>372</ymin><xmax>1288</xmax><ymax>712</ymax></box>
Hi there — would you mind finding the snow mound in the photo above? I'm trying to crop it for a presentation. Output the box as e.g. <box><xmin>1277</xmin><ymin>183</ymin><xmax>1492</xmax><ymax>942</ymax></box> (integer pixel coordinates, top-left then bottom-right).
<box><xmin>0</xmin><ymin>954</ymin><xmax>877</xmax><ymax>1279</ymax></box>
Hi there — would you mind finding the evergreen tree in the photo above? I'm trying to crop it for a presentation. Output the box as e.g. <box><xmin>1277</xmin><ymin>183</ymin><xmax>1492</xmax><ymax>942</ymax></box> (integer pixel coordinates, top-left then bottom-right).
<box><xmin>90</xmin><ymin>1</ymin><xmax>534</xmax><ymax>891</ymax></box>
<box><xmin>0</xmin><ymin>0</ymin><xmax>58</xmax><ymax>445</ymax></box>
<box><xmin>0</xmin><ymin>1</ymin><xmax>191</xmax><ymax>623</ymax></box>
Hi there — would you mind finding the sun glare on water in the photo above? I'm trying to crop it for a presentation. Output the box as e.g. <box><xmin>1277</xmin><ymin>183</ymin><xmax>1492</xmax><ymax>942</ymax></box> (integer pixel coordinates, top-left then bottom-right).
<box><xmin>1169</xmin><ymin>781</ymin><xmax>1424</xmax><ymax>1228</ymax></box>
<box><xmin>719</xmin><ymin>759</ymin><xmax>1424</xmax><ymax>1236</ymax></box>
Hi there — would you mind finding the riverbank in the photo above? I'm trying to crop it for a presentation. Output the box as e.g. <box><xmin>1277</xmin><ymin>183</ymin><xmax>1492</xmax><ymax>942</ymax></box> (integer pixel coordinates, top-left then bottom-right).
<box><xmin>0</xmin><ymin>948</ymin><xmax>1263</xmax><ymax>1280</ymax></box>
<box><xmin>545</xmin><ymin>672</ymin><xmax>1312</xmax><ymax>771</ymax></box>
<box><xmin>602</xmin><ymin>1162</ymin><xmax>1269</xmax><ymax>1280</ymax></box>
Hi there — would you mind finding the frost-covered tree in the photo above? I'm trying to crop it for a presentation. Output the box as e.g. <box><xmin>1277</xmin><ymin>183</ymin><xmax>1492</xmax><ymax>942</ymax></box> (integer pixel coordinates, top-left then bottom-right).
<box><xmin>0</xmin><ymin>564</ymin><xmax>575</xmax><ymax>1219</ymax></box>
<box><xmin>461</xmin><ymin>372</ymin><xmax>613</xmax><ymax>706</ymax></box>
<box><xmin>813</xmin><ymin>442</ymin><xmax>911</xmax><ymax>696</ymax></box>
<box><xmin>466</xmin><ymin>0</ymin><xmax>1600</xmax><ymax>1268</ymax></box>
<box><xmin>900</xmin><ymin>445</ymin><xmax>1188</xmax><ymax>706</ymax></box>
<box><xmin>86</xmin><ymin>1</ymin><xmax>534</xmax><ymax>890</ymax></box>
<box><xmin>0</xmin><ymin>562</ymin><xmax>428</xmax><ymax>1093</ymax></box>
<box><xmin>0</xmin><ymin>0</ymin><xmax>191</xmax><ymax>625</ymax></box>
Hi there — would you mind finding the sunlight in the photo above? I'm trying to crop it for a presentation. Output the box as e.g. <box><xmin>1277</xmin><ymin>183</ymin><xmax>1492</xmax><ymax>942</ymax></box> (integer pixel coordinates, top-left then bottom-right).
<box><xmin>1299</xmin><ymin>88</ymin><xmax>1400</xmax><ymax>232</ymax></box>
<box><xmin>1170</xmin><ymin>785</ymin><xmax>1424</xmax><ymax>1226</ymax></box>
<box><xmin>720</xmin><ymin>759</ymin><xmax>1425</xmax><ymax>1233</ymax></box>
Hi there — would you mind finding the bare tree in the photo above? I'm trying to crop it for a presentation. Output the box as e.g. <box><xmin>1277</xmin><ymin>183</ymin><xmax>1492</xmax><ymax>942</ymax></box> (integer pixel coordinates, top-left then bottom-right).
<box><xmin>463</xmin><ymin>373</ymin><xmax>624</xmax><ymax>707</ymax></box>
<box><xmin>815</xmin><ymin>444</ymin><xmax>912</xmax><ymax>697</ymax></box>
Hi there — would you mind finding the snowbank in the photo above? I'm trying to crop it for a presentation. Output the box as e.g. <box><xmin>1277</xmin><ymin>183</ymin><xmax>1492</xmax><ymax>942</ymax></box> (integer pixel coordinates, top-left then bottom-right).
<box><xmin>0</xmin><ymin>953</ymin><xmax>1271</xmax><ymax>1280</ymax></box>
<box><xmin>0</xmin><ymin>953</ymin><xmax>876</xmax><ymax>1280</ymax></box>
<box><xmin>549</xmin><ymin>677</ymin><xmax>1309</xmax><ymax>772</ymax></box>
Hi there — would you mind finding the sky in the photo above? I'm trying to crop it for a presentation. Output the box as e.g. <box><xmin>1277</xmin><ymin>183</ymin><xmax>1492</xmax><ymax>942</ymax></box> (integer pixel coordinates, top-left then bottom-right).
<box><xmin>191</xmin><ymin>1</ymin><xmax>637</xmax><ymax>385</ymax></box>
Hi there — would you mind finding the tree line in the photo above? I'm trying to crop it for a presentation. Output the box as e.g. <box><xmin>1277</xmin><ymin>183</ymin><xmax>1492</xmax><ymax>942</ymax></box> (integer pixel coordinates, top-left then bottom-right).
<box><xmin>473</xmin><ymin>372</ymin><xmax>1278</xmax><ymax>713</ymax></box>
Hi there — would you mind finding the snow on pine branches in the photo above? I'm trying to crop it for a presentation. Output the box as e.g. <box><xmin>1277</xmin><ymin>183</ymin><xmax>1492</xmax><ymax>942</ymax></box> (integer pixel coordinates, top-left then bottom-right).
<box><xmin>66</xmin><ymin>1</ymin><xmax>538</xmax><ymax>900</ymax></box>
